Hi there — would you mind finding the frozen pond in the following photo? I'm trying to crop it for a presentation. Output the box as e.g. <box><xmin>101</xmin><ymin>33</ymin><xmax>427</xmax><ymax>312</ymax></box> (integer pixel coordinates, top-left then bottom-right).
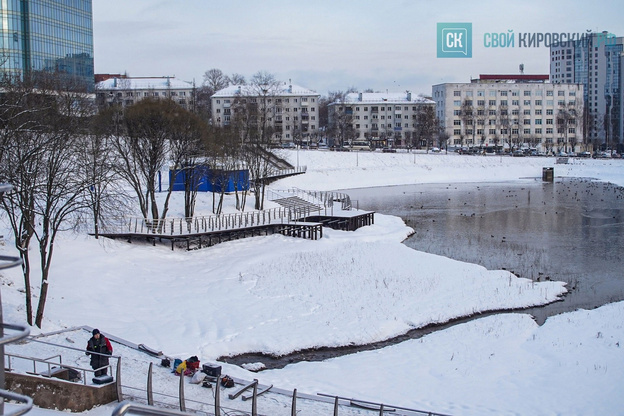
<box><xmin>346</xmin><ymin>177</ymin><xmax>624</xmax><ymax>324</ymax></box>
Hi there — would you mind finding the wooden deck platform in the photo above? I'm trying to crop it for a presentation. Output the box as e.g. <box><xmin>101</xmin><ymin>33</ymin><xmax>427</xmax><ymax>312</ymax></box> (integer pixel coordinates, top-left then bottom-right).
<box><xmin>97</xmin><ymin>221</ymin><xmax>323</xmax><ymax>251</ymax></box>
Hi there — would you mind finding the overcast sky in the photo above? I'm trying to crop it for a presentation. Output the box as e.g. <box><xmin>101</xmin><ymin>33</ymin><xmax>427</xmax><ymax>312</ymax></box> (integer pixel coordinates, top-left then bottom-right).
<box><xmin>93</xmin><ymin>0</ymin><xmax>624</xmax><ymax>97</ymax></box>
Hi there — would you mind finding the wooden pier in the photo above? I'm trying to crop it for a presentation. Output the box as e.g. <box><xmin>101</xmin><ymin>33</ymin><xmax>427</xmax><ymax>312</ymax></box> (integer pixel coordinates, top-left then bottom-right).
<box><xmin>97</xmin><ymin>221</ymin><xmax>323</xmax><ymax>251</ymax></box>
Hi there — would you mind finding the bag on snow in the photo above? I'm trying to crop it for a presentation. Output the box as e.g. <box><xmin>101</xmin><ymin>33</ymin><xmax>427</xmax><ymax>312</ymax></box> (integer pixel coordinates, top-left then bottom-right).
<box><xmin>190</xmin><ymin>371</ymin><xmax>206</xmax><ymax>384</ymax></box>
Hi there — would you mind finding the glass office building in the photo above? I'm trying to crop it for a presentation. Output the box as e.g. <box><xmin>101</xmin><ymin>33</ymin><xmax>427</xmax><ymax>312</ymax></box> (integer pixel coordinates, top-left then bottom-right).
<box><xmin>0</xmin><ymin>0</ymin><xmax>94</xmax><ymax>91</ymax></box>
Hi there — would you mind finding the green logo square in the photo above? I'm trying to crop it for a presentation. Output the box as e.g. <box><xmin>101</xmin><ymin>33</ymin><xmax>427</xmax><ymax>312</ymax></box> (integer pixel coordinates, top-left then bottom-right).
<box><xmin>437</xmin><ymin>23</ymin><xmax>472</xmax><ymax>58</ymax></box>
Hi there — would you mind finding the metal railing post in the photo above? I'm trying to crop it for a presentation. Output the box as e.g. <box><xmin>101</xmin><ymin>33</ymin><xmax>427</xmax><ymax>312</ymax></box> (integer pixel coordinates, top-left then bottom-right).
<box><xmin>214</xmin><ymin>375</ymin><xmax>221</xmax><ymax>416</ymax></box>
<box><xmin>178</xmin><ymin>369</ymin><xmax>185</xmax><ymax>411</ymax></box>
<box><xmin>116</xmin><ymin>356</ymin><xmax>123</xmax><ymax>401</ymax></box>
<box><xmin>147</xmin><ymin>362</ymin><xmax>153</xmax><ymax>405</ymax></box>
<box><xmin>291</xmin><ymin>388</ymin><xmax>297</xmax><ymax>416</ymax></box>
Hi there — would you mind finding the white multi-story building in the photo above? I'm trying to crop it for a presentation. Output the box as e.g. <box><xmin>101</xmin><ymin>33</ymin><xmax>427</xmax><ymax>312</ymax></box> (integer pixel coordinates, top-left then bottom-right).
<box><xmin>211</xmin><ymin>82</ymin><xmax>320</xmax><ymax>144</ymax></box>
<box><xmin>433</xmin><ymin>75</ymin><xmax>584</xmax><ymax>153</ymax></box>
<box><xmin>95</xmin><ymin>76</ymin><xmax>195</xmax><ymax>109</ymax></box>
<box><xmin>328</xmin><ymin>91</ymin><xmax>435</xmax><ymax>148</ymax></box>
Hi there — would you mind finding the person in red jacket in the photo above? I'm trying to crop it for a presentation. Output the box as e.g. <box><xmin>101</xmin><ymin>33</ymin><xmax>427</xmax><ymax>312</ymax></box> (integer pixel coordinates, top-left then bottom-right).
<box><xmin>86</xmin><ymin>329</ymin><xmax>113</xmax><ymax>376</ymax></box>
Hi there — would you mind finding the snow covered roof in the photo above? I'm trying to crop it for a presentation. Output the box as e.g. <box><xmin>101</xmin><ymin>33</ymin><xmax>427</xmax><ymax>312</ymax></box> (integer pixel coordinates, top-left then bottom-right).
<box><xmin>96</xmin><ymin>77</ymin><xmax>193</xmax><ymax>91</ymax></box>
<box><xmin>339</xmin><ymin>92</ymin><xmax>434</xmax><ymax>105</ymax></box>
<box><xmin>212</xmin><ymin>82</ymin><xmax>319</xmax><ymax>98</ymax></box>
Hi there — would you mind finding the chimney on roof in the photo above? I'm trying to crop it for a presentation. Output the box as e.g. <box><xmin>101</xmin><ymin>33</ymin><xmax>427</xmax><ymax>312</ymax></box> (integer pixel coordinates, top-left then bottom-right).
<box><xmin>406</xmin><ymin>91</ymin><xmax>412</xmax><ymax>101</ymax></box>
<box><xmin>358</xmin><ymin>92</ymin><xmax>362</xmax><ymax>101</ymax></box>
<box><xmin>113</xmin><ymin>78</ymin><xmax>117</xmax><ymax>88</ymax></box>
<box><xmin>166</xmin><ymin>76</ymin><xmax>171</xmax><ymax>87</ymax></box>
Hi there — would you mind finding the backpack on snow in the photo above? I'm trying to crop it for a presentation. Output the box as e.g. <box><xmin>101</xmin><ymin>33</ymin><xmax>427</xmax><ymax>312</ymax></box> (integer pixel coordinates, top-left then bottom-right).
<box><xmin>220</xmin><ymin>375</ymin><xmax>234</xmax><ymax>388</ymax></box>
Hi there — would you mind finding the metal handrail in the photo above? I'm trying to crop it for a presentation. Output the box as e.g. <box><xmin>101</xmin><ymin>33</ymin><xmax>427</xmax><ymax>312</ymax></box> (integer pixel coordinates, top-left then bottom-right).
<box><xmin>111</xmin><ymin>401</ymin><xmax>190</xmax><ymax>416</ymax></box>
<box><xmin>0</xmin><ymin>389</ymin><xmax>34</xmax><ymax>416</ymax></box>
<box><xmin>0</xmin><ymin>255</ymin><xmax>22</xmax><ymax>271</ymax></box>
<box><xmin>0</xmin><ymin>323</ymin><xmax>30</xmax><ymax>347</ymax></box>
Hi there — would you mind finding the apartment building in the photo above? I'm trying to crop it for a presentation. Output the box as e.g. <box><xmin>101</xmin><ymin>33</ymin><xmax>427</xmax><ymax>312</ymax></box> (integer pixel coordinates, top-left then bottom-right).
<box><xmin>433</xmin><ymin>75</ymin><xmax>584</xmax><ymax>153</ymax></box>
<box><xmin>328</xmin><ymin>91</ymin><xmax>435</xmax><ymax>148</ymax></box>
<box><xmin>95</xmin><ymin>76</ymin><xmax>194</xmax><ymax>109</ymax></box>
<box><xmin>211</xmin><ymin>82</ymin><xmax>320</xmax><ymax>144</ymax></box>
<box><xmin>550</xmin><ymin>32</ymin><xmax>623</xmax><ymax>151</ymax></box>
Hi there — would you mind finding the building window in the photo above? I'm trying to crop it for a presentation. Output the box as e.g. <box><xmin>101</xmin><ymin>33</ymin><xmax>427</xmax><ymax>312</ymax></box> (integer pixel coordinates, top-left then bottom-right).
<box><xmin>535</xmin><ymin>119</ymin><xmax>542</xmax><ymax>125</ymax></box>
<box><xmin>489</xmin><ymin>128</ymin><xmax>496</xmax><ymax>134</ymax></box>
<box><xmin>500</xmin><ymin>91</ymin><xmax>508</xmax><ymax>96</ymax></box>
<box><xmin>512</xmin><ymin>100</ymin><xmax>519</xmax><ymax>106</ymax></box>
<box><xmin>546</xmin><ymin>109</ymin><xmax>553</xmax><ymax>115</ymax></box>
<box><xmin>489</xmin><ymin>100</ymin><xmax>496</xmax><ymax>106</ymax></box>
<box><xmin>454</xmin><ymin>90</ymin><xmax>461</xmax><ymax>96</ymax></box>
<box><xmin>524</xmin><ymin>91</ymin><xmax>531</xmax><ymax>96</ymax></box>
<box><xmin>477</xmin><ymin>100</ymin><xmax>485</xmax><ymax>106</ymax></box>
<box><xmin>524</xmin><ymin>109</ymin><xmax>531</xmax><ymax>115</ymax></box>
<box><xmin>535</xmin><ymin>128</ymin><xmax>542</xmax><ymax>134</ymax></box>
<box><xmin>524</xmin><ymin>100</ymin><xmax>531</xmax><ymax>106</ymax></box>
<box><xmin>524</xmin><ymin>119</ymin><xmax>531</xmax><ymax>125</ymax></box>
<box><xmin>454</xmin><ymin>129</ymin><xmax>461</xmax><ymax>135</ymax></box>
<box><xmin>535</xmin><ymin>100</ymin><xmax>542</xmax><ymax>106</ymax></box>
<box><xmin>547</xmin><ymin>91</ymin><xmax>553</xmax><ymax>96</ymax></box>
<box><xmin>454</xmin><ymin>100</ymin><xmax>461</xmax><ymax>106</ymax></box>
<box><xmin>453</xmin><ymin>119</ymin><xmax>461</xmax><ymax>125</ymax></box>
<box><xmin>524</xmin><ymin>128</ymin><xmax>531</xmax><ymax>135</ymax></box>
<box><xmin>512</xmin><ymin>128</ymin><xmax>519</xmax><ymax>135</ymax></box>
<box><xmin>546</xmin><ymin>128</ymin><xmax>553</xmax><ymax>134</ymax></box>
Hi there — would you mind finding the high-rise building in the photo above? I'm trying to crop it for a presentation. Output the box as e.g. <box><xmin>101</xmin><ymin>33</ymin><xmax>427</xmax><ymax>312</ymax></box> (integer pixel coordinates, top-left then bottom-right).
<box><xmin>550</xmin><ymin>32</ymin><xmax>623</xmax><ymax>152</ymax></box>
<box><xmin>0</xmin><ymin>0</ymin><xmax>94</xmax><ymax>91</ymax></box>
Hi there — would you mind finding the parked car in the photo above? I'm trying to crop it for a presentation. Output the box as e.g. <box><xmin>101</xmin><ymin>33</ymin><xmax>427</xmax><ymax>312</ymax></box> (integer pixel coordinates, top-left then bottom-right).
<box><xmin>578</xmin><ymin>151</ymin><xmax>592</xmax><ymax>158</ymax></box>
<box><xmin>511</xmin><ymin>150</ymin><xmax>525</xmax><ymax>157</ymax></box>
<box><xmin>431</xmin><ymin>147</ymin><xmax>441</xmax><ymax>153</ymax></box>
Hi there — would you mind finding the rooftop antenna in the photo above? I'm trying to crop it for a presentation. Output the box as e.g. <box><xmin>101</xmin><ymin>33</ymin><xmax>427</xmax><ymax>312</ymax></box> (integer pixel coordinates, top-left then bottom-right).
<box><xmin>519</xmin><ymin>63</ymin><xmax>525</xmax><ymax>74</ymax></box>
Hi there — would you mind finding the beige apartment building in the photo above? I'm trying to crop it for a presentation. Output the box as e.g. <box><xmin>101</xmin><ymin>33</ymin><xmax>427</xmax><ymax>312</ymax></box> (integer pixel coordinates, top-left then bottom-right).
<box><xmin>433</xmin><ymin>75</ymin><xmax>584</xmax><ymax>153</ymax></box>
<box><xmin>211</xmin><ymin>82</ymin><xmax>320</xmax><ymax>144</ymax></box>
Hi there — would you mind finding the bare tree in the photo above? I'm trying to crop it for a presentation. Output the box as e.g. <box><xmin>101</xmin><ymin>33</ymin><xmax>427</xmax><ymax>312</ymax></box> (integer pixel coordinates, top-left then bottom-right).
<box><xmin>0</xmin><ymin>73</ymin><xmax>91</xmax><ymax>327</ymax></box>
<box><xmin>415</xmin><ymin>104</ymin><xmax>438</xmax><ymax>151</ymax></box>
<box><xmin>230</xmin><ymin>71</ymin><xmax>280</xmax><ymax>210</ymax></box>
<box><xmin>229</xmin><ymin>73</ymin><xmax>246</xmax><ymax>85</ymax></box>
<box><xmin>460</xmin><ymin>98</ymin><xmax>475</xmax><ymax>149</ymax></box>
<box><xmin>80</xmin><ymin>107</ymin><xmax>131</xmax><ymax>238</ymax></box>
<box><xmin>327</xmin><ymin>91</ymin><xmax>357</xmax><ymax>148</ymax></box>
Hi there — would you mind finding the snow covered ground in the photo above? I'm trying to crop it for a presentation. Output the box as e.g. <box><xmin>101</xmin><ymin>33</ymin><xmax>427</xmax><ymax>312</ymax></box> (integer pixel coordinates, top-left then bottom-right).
<box><xmin>2</xmin><ymin>151</ymin><xmax>624</xmax><ymax>416</ymax></box>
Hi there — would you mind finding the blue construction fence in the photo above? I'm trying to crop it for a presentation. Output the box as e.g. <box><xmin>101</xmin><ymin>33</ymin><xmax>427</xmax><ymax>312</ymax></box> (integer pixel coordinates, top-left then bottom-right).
<box><xmin>169</xmin><ymin>165</ymin><xmax>250</xmax><ymax>193</ymax></box>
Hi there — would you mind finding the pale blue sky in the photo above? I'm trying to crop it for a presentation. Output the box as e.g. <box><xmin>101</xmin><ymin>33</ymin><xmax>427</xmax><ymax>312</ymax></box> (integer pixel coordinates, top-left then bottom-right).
<box><xmin>93</xmin><ymin>0</ymin><xmax>624</xmax><ymax>96</ymax></box>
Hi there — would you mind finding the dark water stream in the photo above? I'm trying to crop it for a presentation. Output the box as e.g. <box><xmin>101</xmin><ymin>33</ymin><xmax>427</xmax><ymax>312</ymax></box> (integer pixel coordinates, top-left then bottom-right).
<box><xmin>221</xmin><ymin>178</ymin><xmax>624</xmax><ymax>370</ymax></box>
